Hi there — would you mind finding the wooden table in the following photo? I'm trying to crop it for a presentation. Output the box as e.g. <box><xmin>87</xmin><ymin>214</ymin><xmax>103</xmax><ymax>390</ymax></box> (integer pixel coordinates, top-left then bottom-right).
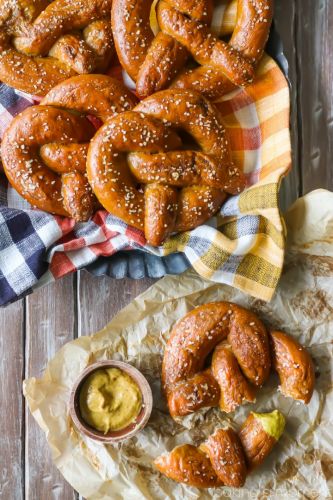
<box><xmin>1</xmin><ymin>1</ymin><xmax>332</xmax><ymax>498</ymax></box>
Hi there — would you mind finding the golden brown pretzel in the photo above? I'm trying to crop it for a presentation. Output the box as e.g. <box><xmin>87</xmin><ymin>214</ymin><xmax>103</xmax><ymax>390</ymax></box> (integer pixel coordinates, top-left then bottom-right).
<box><xmin>162</xmin><ymin>302</ymin><xmax>315</xmax><ymax>418</ymax></box>
<box><xmin>270</xmin><ymin>330</ymin><xmax>315</xmax><ymax>404</ymax></box>
<box><xmin>0</xmin><ymin>0</ymin><xmax>115</xmax><ymax>95</ymax></box>
<box><xmin>239</xmin><ymin>410</ymin><xmax>285</xmax><ymax>470</ymax></box>
<box><xmin>87</xmin><ymin>88</ymin><xmax>245</xmax><ymax>245</ymax></box>
<box><xmin>112</xmin><ymin>0</ymin><xmax>273</xmax><ymax>99</ymax></box>
<box><xmin>1</xmin><ymin>75</ymin><xmax>138</xmax><ymax>220</ymax></box>
<box><xmin>154</xmin><ymin>410</ymin><xmax>285</xmax><ymax>488</ymax></box>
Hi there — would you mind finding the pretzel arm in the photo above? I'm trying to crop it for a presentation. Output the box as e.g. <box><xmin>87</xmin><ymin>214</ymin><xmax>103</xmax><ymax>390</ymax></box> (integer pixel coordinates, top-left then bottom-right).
<box><xmin>166</xmin><ymin>370</ymin><xmax>221</xmax><ymax>417</ymax></box>
<box><xmin>61</xmin><ymin>171</ymin><xmax>96</xmax><ymax>221</ymax></box>
<box><xmin>175</xmin><ymin>186</ymin><xmax>226</xmax><ymax>231</ymax></box>
<box><xmin>227</xmin><ymin>310</ymin><xmax>271</xmax><ymax>387</ymax></box>
<box><xmin>172</xmin><ymin>65</ymin><xmax>236</xmax><ymax>102</ymax></box>
<box><xmin>41</xmin><ymin>74</ymin><xmax>138</xmax><ymax>121</ymax></box>
<box><xmin>200</xmin><ymin>428</ymin><xmax>247</xmax><ymax>487</ymax></box>
<box><xmin>14</xmin><ymin>0</ymin><xmax>113</xmax><ymax>56</ymax></box>
<box><xmin>136</xmin><ymin>32</ymin><xmax>189</xmax><ymax>98</ymax></box>
<box><xmin>154</xmin><ymin>444</ymin><xmax>222</xmax><ymax>488</ymax></box>
<box><xmin>270</xmin><ymin>331</ymin><xmax>315</xmax><ymax>403</ymax></box>
<box><xmin>128</xmin><ymin>151</ymin><xmax>202</xmax><ymax>185</ymax></box>
<box><xmin>128</xmin><ymin>150</ymin><xmax>243</xmax><ymax>192</ymax></box>
<box><xmin>212</xmin><ymin>344</ymin><xmax>256</xmax><ymax>412</ymax></box>
<box><xmin>231</xmin><ymin>0</ymin><xmax>274</xmax><ymax>60</ymax></box>
<box><xmin>83</xmin><ymin>19</ymin><xmax>115</xmax><ymax>71</ymax></box>
<box><xmin>144</xmin><ymin>184</ymin><xmax>178</xmax><ymax>246</ymax></box>
<box><xmin>111</xmin><ymin>0</ymin><xmax>154</xmax><ymax>81</ymax></box>
<box><xmin>49</xmin><ymin>34</ymin><xmax>96</xmax><ymax>74</ymax></box>
<box><xmin>40</xmin><ymin>143</ymin><xmax>89</xmax><ymax>174</ymax></box>
<box><xmin>0</xmin><ymin>49</ymin><xmax>75</xmax><ymax>96</ymax></box>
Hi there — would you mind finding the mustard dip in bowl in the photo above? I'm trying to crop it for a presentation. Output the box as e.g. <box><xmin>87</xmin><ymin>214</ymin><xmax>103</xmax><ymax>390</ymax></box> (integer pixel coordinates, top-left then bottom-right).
<box><xmin>70</xmin><ymin>360</ymin><xmax>153</xmax><ymax>443</ymax></box>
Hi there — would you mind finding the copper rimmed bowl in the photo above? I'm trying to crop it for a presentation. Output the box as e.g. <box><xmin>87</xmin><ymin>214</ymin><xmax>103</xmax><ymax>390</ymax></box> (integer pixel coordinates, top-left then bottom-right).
<box><xmin>69</xmin><ymin>360</ymin><xmax>153</xmax><ymax>443</ymax></box>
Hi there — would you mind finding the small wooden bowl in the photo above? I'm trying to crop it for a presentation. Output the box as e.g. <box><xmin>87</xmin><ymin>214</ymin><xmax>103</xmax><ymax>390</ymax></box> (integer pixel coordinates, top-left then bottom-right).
<box><xmin>69</xmin><ymin>360</ymin><xmax>153</xmax><ymax>443</ymax></box>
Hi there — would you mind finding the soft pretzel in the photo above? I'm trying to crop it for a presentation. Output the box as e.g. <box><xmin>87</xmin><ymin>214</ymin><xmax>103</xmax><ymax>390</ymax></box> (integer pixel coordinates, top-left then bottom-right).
<box><xmin>270</xmin><ymin>330</ymin><xmax>315</xmax><ymax>404</ymax></box>
<box><xmin>1</xmin><ymin>75</ymin><xmax>138</xmax><ymax>220</ymax></box>
<box><xmin>112</xmin><ymin>0</ymin><xmax>273</xmax><ymax>99</ymax></box>
<box><xmin>0</xmin><ymin>0</ymin><xmax>115</xmax><ymax>95</ymax></box>
<box><xmin>162</xmin><ymin>302</ymin><xmax>315</xmax><ymax>418</ymax></box>
<box><xmin>154</xmin><ymin>410</ymin><xmax>285</xmax><ymax>488</ymax></box>
<box><xmin>87</xmin><ymin>88</ymin><xmax>245</xmax><ymax>245</ymax></box>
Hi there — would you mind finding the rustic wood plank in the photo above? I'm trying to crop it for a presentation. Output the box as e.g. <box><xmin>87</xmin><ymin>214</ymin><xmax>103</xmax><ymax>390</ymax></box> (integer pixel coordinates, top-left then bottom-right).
<box><xmin>77</xmin><ymin>270</ymin><xmax>155</xmax><ymax>336</ymax></box>
<box><xmin>295</xmin><ymin>0</ymin><xmax>333</xmax><ymax>194</ymax></box>
<box><xmin>275</xmin><ymin>0</ymin><xmax>301</xmax><ymax>209</ymax></box>
<box><xmin>24</xmin><ymin>276</ymin><xmax>77</xmax><ymax>500</ymax></box>
<box><xmin>76</xmin><ymin>271</ymin><xmax>155</xmax><ymax>500</ymax></box>
<box><xmin>0</xmin><ymin>300</ymin><xmax>24</xmax><ymax>500</ymax></box>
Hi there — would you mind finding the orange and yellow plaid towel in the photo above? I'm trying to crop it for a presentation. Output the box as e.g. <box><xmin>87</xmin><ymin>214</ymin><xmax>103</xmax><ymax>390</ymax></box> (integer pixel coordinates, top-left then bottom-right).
<box><xmin>163</xmin><ymin>53</ymin><xmax>291</xmax><ymax>301</ymax></box>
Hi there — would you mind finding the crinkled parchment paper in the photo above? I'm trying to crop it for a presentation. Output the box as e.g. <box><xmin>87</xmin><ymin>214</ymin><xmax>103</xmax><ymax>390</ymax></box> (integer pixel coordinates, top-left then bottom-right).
<box><xmin>24</xmin><ymin>189</ymin><xmax>333</xmax><ymax>499</ymax></box>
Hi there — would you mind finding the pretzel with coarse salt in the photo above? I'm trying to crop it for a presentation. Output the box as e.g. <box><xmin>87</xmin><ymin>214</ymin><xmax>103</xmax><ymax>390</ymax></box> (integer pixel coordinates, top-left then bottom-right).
<box><xmin>87</xmin><ymin>88</ymin><xmax>245</xmax><ymax>246</ymax></box>
<box><xmin>0</xmin><ymin>0</ymin><xmax>115</xmax><ymax>96</ymax></box>
<box><xmin>1</xmin><ymin>75</ymin><xmax>138</xmax><ymax>221</ymax></box>
<box><xmin>112</xmin><ymin>0</ymin><xmax>273</xmax><ymax>100</ymax></box>
<box><xmin>154</xmin><ymin>409</ymin><xmax>285</xmax><ymax>488</ymax></box>
<box><xmin>162</xmin><ymin>302</ymin><xmax>315</xmax><ymax>418</ymax></box>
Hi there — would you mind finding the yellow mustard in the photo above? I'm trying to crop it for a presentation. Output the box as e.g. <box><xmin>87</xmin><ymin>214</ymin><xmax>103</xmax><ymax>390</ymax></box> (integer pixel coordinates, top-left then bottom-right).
<box><xmin>252</xmin><ymin>410</ymin><xmax>285</xmax><ymax>441</ymax></box>
<box><xmin>79</xmin><ymin>367</ymin><xmax>142</xmax><ymax>433</ymax></box>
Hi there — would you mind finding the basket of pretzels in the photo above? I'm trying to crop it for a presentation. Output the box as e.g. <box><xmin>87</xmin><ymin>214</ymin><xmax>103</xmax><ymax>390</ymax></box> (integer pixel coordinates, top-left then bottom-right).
<box><xmin>0</xmin><ymin>0</ymin><xmax>291</xmax><ymax>306</ymax></box>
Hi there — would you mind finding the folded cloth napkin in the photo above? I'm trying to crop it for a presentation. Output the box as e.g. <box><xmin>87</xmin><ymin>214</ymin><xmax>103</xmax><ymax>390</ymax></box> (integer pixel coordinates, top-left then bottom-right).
<box><xmin>0</xmin><ymin>2</ymin><xmax>291</xmax><ymax>306</ymax></box>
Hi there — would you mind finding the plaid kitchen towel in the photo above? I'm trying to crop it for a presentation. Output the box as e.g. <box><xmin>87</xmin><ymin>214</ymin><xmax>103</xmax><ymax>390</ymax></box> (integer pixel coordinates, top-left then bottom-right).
<box><xmin>0</xmin><ymin>2</ymin><xmax>291</xmax><ymax>306</ymax></box>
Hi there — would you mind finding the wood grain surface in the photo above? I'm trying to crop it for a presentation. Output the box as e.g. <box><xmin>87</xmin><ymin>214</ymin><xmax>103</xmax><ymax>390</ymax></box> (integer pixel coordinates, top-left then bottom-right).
<box><xmin>0</xmin><ymin>1</ymin><xmax>332</xmax><ymax>499</ymax></box>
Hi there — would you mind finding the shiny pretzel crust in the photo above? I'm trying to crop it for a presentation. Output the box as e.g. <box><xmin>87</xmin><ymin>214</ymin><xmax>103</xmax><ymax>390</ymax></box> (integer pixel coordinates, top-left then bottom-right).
<box><xmin>87</xmin><ymin>89</ymin><xmax>245</xmax><ymax>245</ymax></box>
<box><xmin>112</xmin><ymin>0</ymin><xmax>273</xmax><ymax>99</ymax></box>
<box><xmin>162</xmin><ymin>302</ymin><xmax>315</xmax><ymax>418</ymax></box>
<box><xmin>154</xmin><ymin>412</ymin><xmax>284</xmax><ymax>488</ymax></box>
<box><xmin>1</xmin><ymin>75</ymin><xmax>138</xmax><ymax>220</ymax></box>
<box><xmin>0</xmin><ymin>0</ymin><xmax>114</xmax><ymax>95</ymax></box>
<box><xmin>162</xmin><ymin>302</ymin><xmax>271</xmax><ymax>417</ymax></box>
<box><xmin>270</xmin><ymin>330</ymin><xmax>315</xmax><ymax>404</ymax></box>
<box><xmin>154</xmin><ymin>444</ymin><xmax>222</xmax><ymax>488</ymax></box>
<box><xmin>239</xmin><ymin>412</ymin><xmax>276</xmax><ymax>469</ymax></box>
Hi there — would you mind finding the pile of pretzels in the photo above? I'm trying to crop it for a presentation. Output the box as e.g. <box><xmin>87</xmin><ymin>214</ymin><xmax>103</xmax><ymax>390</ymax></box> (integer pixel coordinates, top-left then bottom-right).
<box><xmin>0</xmin><ymin>0</ymin><xmax>273</xmax><ymax>246</ymax></box>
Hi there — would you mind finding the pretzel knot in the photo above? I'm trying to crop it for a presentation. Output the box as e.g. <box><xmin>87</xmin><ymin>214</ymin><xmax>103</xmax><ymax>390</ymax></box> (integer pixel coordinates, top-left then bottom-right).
<box><xmin>1</xmin><ymin>75</ymin><xmax>138</xmax><ymax>220</ymax></box>
<box><xmin>0</xmin><ymin>0</ymin><xmax>115</xmax><ymax>96</ymax></box>
<box><xmin>112</xmin><ymin>0</ymin><xmax>273</xmax><ymax>100</ymax></box>
<box><xmin>87</xmin><ymin>89</ymin><xmax>245</xmax><ymax>246</ymax></box>
<box><xmin>162</xmin><ymin>302</ymin><xmax>315</xmax><ymax>418</ymax></box>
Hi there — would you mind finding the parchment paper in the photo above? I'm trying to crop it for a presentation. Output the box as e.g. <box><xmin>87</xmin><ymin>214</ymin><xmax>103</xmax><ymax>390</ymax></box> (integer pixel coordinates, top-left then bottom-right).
<box><xmin>24</xmin><ymin>189</ymin><xmax>333</xmax><ymax>499</ymax></box>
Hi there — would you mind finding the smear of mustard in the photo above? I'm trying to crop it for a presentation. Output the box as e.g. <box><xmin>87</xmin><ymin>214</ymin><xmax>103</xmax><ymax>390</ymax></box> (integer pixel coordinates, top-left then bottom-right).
<box><xmin>252</xmin><ymin>410</ymin><xmax>285</xmax><ymax>441</ymax></box>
